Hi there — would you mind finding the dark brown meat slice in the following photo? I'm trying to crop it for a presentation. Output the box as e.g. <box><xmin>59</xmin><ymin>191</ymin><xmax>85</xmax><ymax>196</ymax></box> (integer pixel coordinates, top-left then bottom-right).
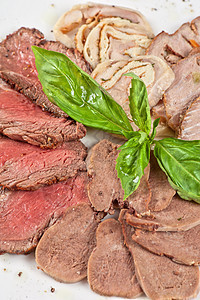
<box><xmin>148</xmin><ymin>154</ymin><xmax>175</xmax><ymax>211</ymax></box>
<box><xmin>119</xmin><ymin>210</ymin><xmax>200</xmax><ymax>300</ymax></box>
<box><xmin>35</xmin><ymin>203</ymin><xmax>100</xmax><ymax>283</ymax></box>
<box><xmin>0</xmin><ymin>79</ymin><xmax>86</xmax><ymax>147</ymax></box>
<box><xmin>178</xmin><ymin>96</ymin><xmax>200</xmax><ymax>140</ymax></box>
<box><xmin>0</xmin><ymin>172</ymin><xmax>89</xmax><ymax>254</ymax></box>
<box><xmin>132</xmin><ymin>224</ymin><xmax>200</xmax><ymax>266</ymax></box>
<box><xmin>0</xmin><ymin>136</ymin><xmax>86</xmax><ymax>190</ymax></box>
<box><xmin>126</xmin><ymin>194</ymin><xmax>200</xmax><ymax>231</ymax></box>
<box><xmin>147</xmin><ymin>17</ymin><xmax>200</xmax><ymax>66</ymax></box>
<box><xmin>87</xmin><ymin>218</ymin><xmax>143</xmax><ymax>298</ymax></box>
<box><xmin>0</xmin><ymin>27</ymin><xmax>91</xmax><ymax>118</ymax></box>
<box><xmin>164</xmin><ymin>48</ymin><xmax>200</xmax><ymax>131</ymax></box>
<box><xmin>87</xmin><ymin>139</ymin><xmax>151</xmax><ymax>214</ymax></box>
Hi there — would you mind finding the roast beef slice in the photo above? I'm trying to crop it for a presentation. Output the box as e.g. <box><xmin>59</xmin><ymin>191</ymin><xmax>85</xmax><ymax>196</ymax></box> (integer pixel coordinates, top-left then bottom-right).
<box><xmin>0</xmin><ymin>172</ymin><xmax>89</xmax><ymax>254</ymax></box>
<box><xmin>0</xmin><ymin>79</ymin><xmax>86</xmax><ymax>147</ymax></box>
<box><xmin>0</xmin><ymin>27</ymin><xmax>90</xmax><ymax>118</ymax></box>
<box><xmin>0</xmin><ymin>136</ymin><xmax>87</xmax><ymax>190</ymax></box>
<box><xmin>87</xmin><ymin>139</ymin><xmax>151</xmax><ymax>214</ymax></box>
<box><xmin>36</xmin><ymin>203</ymin><xmax>100</xmax><ymax>283</ymax></box>
<box><xmin>147</xmin><ymin>16</ymin><xmax>200</xmax><ymax>66</ymax></box>
<box><xmin>178</xmin><ymin>96</ymin><xmax>200</xmax><ymax>140</ymax></box>
<box><xmin>119</xmin><ymin>210</ymin><xmax>200</xmax><ymax>300</ymax></box>
<box><xmin>148</xmin><ymin>153</ymin><xmax>175</xmax><ymax>211</ymax></box>
<box><xmin>87</xmin><ymin>218</ymin><xmax>143</xmax><ymax>298</ymax></box>
<box><xmin>126</xmin><ymin>194</ymin><xmax>200</xmax><ymax>231</ymax></box>
<box><xmin>164</xmin><ymin>48</ymin><xmax>200</xmax><ymax>131</ymax></box>
<box><xmin>132</xmin><ymin>223</ymin><xmax>200</xmax><ymax>266</ymax></box>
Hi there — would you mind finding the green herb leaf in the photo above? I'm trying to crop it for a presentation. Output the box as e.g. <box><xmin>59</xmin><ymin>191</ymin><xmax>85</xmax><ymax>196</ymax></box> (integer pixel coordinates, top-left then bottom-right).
<box><xmin>154</xmin><ymin>138</ymin><xmax>200</xmax><ymax>202</ymax></box>
<box><xmin>32</xmin><ymin>46</ymin><xmax>134</xmax><ymax>139</ymax></box>
<box><xmin>150</xmin><ymin>118</ymin><xmax>160</xmax><ymax>142</ymax></box>
<box><xmin>116</xmin><ymin>131</ymin><xmax>150</xmax><ymax>200</ymax></box>
<box><xmin>125</xmin><ymin>72</ymin><xmax>151</xmax><ymax>135</ymax></box>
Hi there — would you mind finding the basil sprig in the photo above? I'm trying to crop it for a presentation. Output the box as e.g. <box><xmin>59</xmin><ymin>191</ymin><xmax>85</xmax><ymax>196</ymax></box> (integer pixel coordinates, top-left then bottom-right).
<box><xmin>33</xmin><ymin>46</ymin><xmax>200</xmax><ymax>203</ymax></box>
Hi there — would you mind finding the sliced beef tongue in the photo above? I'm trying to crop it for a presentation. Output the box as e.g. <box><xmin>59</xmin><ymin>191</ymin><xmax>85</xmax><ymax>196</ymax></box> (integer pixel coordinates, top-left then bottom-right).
<box><xmin>147</xmin><ymin>16</ymin><xmax>200</xmax><ymax>66</ymax></box>
<box><xmin>119</xmin><ymin>210</ymin><xmax>200</xmax><ymax>300</ymax></box>
<box><xmin>36</xmin><ymin>203</ymin><xmax>100</xmax><ymax>283</ymax></box>
<box><xmin>178</xmin><ymin>96</ymin><xmax>200</xmax><ymax>140</ymax></box>
<box><xmin>126</xmin><ymin>194</ymin><xmax>200</xmax><ymax>231</ymax></box>
<box><xmin>0</xmin><ymin>172</ymin><xmax>89</xmax><ymax>254</ymax></box>
<box><xmin>0</xmin><ymin>79</ymin><xmax>86</xmax><ymax>147</ymax></box>
<box><xmin>87</xmin><ymin>218</ymin><xmax>143</xmax><ymax>298</ymax></box>
<box><xmin>164</xmin><ymin>48</ymin><xmax>200</xmax><ymax>131</ymax></box>
<box><xmin>148</xmin><ymin>153</ymin><xmax>175</xmax><ymax>211</ymax></box>
<box><xmin>132</xmin><ymin>224</ymin><xmax>200</xmax><ymax>266</ymax></box>
<box><xmin>0</xmin><ymin>27</ymin><xmax>90</xmax><ymax>118</ymax></box>
<box><xmin>87</xmin><ymin>139</ymin><xmax>151</xmax><ymax>214</ymax></box>
<box><xmin>0</xmin><ymin>136</ymin><xmax>87</xmax><ymax>190</ymax></box>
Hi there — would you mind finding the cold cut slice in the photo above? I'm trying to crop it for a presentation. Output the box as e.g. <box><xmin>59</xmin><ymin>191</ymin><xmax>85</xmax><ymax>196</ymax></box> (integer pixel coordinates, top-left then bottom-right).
<box><xmin>36</xmin><ymin>203</ymin><xmax>99</xmax><ymax>283</ymax></box>
<box><xmin>87</xmin><ymin>218</ymin><xmax>143</xmax><ymax>298</ymax></box>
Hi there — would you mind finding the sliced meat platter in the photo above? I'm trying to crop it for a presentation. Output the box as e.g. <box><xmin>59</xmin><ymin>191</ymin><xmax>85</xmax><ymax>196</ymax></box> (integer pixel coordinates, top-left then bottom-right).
<box><xmin>1</xmin><ymin>2</ymin><xmax>200</xmax><ymax>300</ymax></box>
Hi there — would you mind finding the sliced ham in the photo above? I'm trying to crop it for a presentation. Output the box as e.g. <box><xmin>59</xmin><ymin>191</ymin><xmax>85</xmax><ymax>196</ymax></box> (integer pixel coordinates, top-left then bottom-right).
<box><xmin>0</xmin><ymin>173</ymin><xmax>89</xmax><ymax>254</ymax></box>
<box><xmin>87</xmin><ymin>139</ymin><xmax>151</xmax><ymax>214</ymax></box>
<box><xmin>0</xmin><ymin>79</ymin><xmax>86</xmax><ymax>147</ymax></box>
<box><xmin>132</xmin><ymin>224</ymin><xmax>200</xmax><ymax>266</ymax></box>
<box><xmin>164</xmin><ymin>48</ymin><xmax>200</xmax><ymax>131</ymax></box>
<box><xmin>119</xmin><ymin>209</ymin><xmax>200</xmax><ymax>300</ymax></box>
<box><xmin>126</xmin><ymin>194</ymin><xmax>200</xmax><ymax>231</ymax></box>
<box><xmin>87</xmin><ymin>218</ymin><xmax>143</xmax><ymax>298</ymax></box>
<box><xmin>147</xmin><ymin>16</ymin><xmax>200</xmax><ymax>66</ymax></box>
<box><xmin>54</xmin><ymin>3</ymin><xmax>153</xmax><ymax>49</ymax></box>
<box><xmin>148</xmin><ymin>154</ymin><xmax>175</xmax><ymax>211</ymax></box>
<box><xmin>178</xmin><ymin>96</ymin><xmax>200</xmax><ymax>140</ymax></box>
<box><xmin>36</xmin><ymin>203</ymin><xmax>99</xmax><ymax>283</ymax></box>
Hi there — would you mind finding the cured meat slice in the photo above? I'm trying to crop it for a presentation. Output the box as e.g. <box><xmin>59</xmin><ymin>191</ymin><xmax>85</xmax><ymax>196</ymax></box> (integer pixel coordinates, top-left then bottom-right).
<box><xmin>119</xmin><ymin>210</ymin><xmax>200</xmax><ymax>300</ymax></box>
<box><xmin>178</xmin><ymin>96</ymin><xmax>200</xmax><ymax>140</ymax></box>
<box><xmin>0</xmin><ymin>173</ymin><xmax>89</xmax><ymax>254</ymax></box>
<box><xmin>54</xmin><ymin>3</ymin><xmax>153</xmax><ymax>49</ymax></box>
<box><xmin>0</xmin><ymin>136</ymin><xmax>86</xmax><ymax>190</ymax></box>
<box><xmin>126</xmin><ymin>194</ymin><xmax>200</xmax><ymax>231</ymax></box>
<box><xmin>148</xmin><ymin>154</ymin><xmax>175</xmax><ymax>211</ymax></box>
<box><xmin>147</xmin><ymin>16</ymin><xmax>200</xmax><ymax>66</ymax></box>
<box><xmin>87</xmin><ymin>139</ymin><xmax>151</xmax><ymax>214</ymax></box>
<box><xmin>0</xmin><ymin>79</ymin><xmax>86</xmax><ymax>147</ymax></box>
<box><xmin>92</xmin><ymin>55</ymin><xmax>174</xmax><ymax>113</ymax></box>
<box><xmin>36</xmin><ymin>203</ymin><xmax>99</xmax><ymax>282</ymax></box>
<box><xmin>164</xmin><ymin>49</ymin><xmax>200</xmax><ymax>131</ymax></box>
<box><xmin>132</xmin><ymin>224</ymin><xmax>200</xmax><ymax>266</ymax></box>
<box><xmin>87</xmin><ymin>219</ymin><xmax>143</xmax><ymax>298</ymax></box>
<box><xmin>0</xmin><ymin>27</ymin><xmax>90</xmax><ymax>118</ymax></box>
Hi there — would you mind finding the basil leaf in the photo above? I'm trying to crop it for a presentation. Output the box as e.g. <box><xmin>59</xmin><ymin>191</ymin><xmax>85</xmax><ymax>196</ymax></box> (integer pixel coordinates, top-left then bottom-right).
<box><xmin>116</xmin><ymin>131</ymin><xmax>150</xmax><ymax>200</ymax></box>
<box><xmin>125</xmin><ymin>72</ymin><xmax>151</xmax><ymax>135</ymax></box>
<box><xmin>150</xmin><ymin>118</ymin><xmax>160</xmax><ymax>142</ymax></box>
<box><xmin>154</xmin><ymin>138</ymin><xmax>200</xmax><ymax>202</ymax></box>
<box><xmin>32</xmin><ymin>46</ymin><xmax>134</xmax><ymax>139</ymax></box>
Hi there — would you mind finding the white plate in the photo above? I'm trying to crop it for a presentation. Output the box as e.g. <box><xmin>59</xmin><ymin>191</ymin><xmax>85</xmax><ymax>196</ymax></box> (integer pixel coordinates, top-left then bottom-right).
<box><xmin>0</xmin><ymin>0</ymin><xmax>200</xmax><ymax>299</ymax></box>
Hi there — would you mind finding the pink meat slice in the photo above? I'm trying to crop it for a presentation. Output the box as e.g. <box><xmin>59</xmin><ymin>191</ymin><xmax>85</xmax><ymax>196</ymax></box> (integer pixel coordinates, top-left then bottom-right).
<box><xmin>0</xmin><ymin>172</ymin><xmax>89</xmax><ymax>254</ymax></box>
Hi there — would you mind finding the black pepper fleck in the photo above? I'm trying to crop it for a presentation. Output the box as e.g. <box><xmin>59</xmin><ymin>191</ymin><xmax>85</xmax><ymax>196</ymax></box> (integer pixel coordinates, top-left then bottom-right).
<box><xmin>51</xmin><ymin>287</ymin><xmax>55</xmax><ymax>293</ymax></box>
<box><xmin>18</xmin><ymin>271</ymin><xmax>22</xmax><ymax>277</ymax></box>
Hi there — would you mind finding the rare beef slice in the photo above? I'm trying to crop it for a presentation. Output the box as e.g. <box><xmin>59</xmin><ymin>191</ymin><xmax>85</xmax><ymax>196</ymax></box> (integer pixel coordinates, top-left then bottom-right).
<box><xmin>0</xmin><ymin>27</ymin><xmax>91</xmax><ymax>118</ymax></box>
<box><xmin>87</xmin><ymin>218</ymin><xmax>143</xmax><ymax>298</ymax></box>
<box><xmin>0</xmin><ymin>172</ymin><xmax>89</xmax><ymax>254</ymax></box>
<box><xmin>119</xmin><ymin>209</ymin><xmax>200</xmax><ymax>300</ymax></box>
<box><xmin>0</xmin><ymin>136</ymin><xmax>86</xmax><ymax>190</ymax></box>
<box><xmin>132</xmin><ymin>224</ymin><xmax>200</xmax><ymax>266</ymax></box>
<box><xmin>0</xmin><ymin>79</ymin><xmax>86</xmax><ymax>147</ymax></box>
<box><xmin>36</xmin><ymin>203</ymin><xmax>100</xmax><ymax>283</ymax></box>
<box><xmin>126</xmin><ymin>194</ymin><xmax>200</xmax><ymax>231</ymax></box>
<box><xmin>87</xmin><ymin>139</ymin><xmax>151</xmax><ymax>214</ymax></box>
<box><xmin>148</xmin><ymin>153</ymin><xmax>175</xmax><ymax>211</ymax></box>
